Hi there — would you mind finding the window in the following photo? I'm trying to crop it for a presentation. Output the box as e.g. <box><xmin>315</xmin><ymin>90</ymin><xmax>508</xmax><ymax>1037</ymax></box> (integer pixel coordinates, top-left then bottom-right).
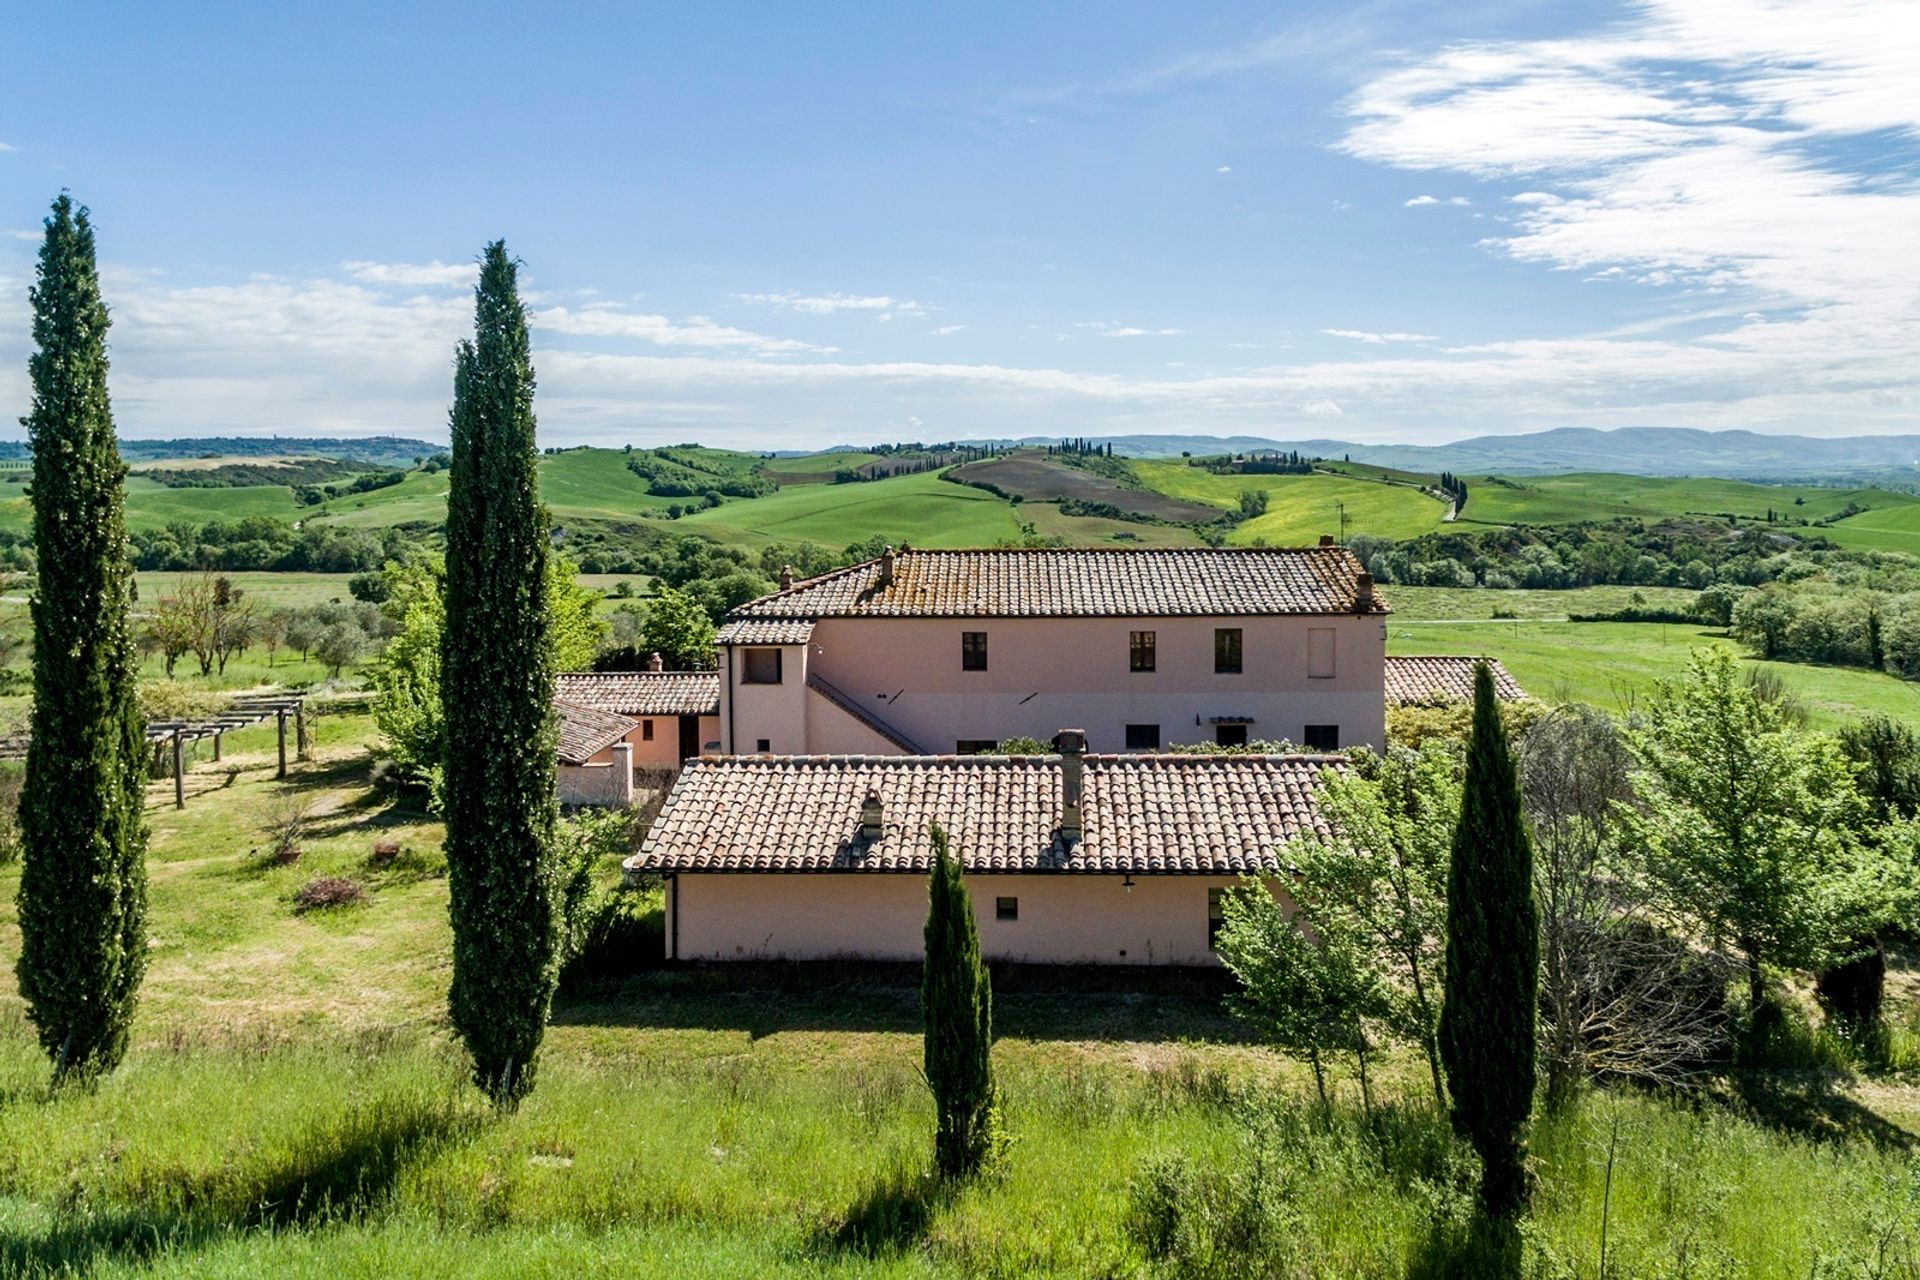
<box><xmin>755</xmin><ymin>738</ymin><xmax>771</xmax><ymax>753</ymax></box>
<box><xmin>1303</xmin><ymin>724</ymin><xmax>1340</xmax><ymax>751</ymax></box>
<box><xmin>957</xmin><ymin>739</ymin><xmax>999</xmax><ymax>755</ymax></box>
<box><xmin>996</xmin><ymin>896</ymin><xmax>1019</xmax><ymax>921</ymax></box>
<box><xmin>742</xmin><ymin>648</ymin><xmax>783</xmax><ymax>684</ymax></box>
<box><xmin>1308</xmin><ymin>627</ymin><xmax>1336</xmax><ymax>679</ymax></box>
<box><xmin>1125</xmin><ymin>723</ymin><xmax>1160</xmax><ymax>751</ymax></box>
<box><xmin>1214</xmin><ymin>628</ymin><xmax>1243</xmax><ymax>674</ymax></box>
<box><xmin>1130</xmin><ymin>630</ymin><xmax>1156</xmax><ymax>672</ymax></box>
<box><xmin>1208</xmin><ymin>887</ymin><xmax>1226</xmax><ymax>950</ymax></box>
<box><xmin>641</xmin><ymin>720</ymin><xmax>655</xmax><ymax>742</ymax></box>
<box><xmin>962</xmin><ymin>631</ymin><xmax>988</xmax><ymax>671</ymax></box>
<box><xmin>1215</xmin><ymin>723</ymin><xmax>1248</xmax><ymax>748</ymax></box>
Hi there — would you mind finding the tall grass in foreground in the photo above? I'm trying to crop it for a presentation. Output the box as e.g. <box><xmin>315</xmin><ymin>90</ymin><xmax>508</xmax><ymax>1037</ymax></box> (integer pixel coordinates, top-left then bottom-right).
<box><xmin>0</xmin><ymin>1007</ymin><xmax>1912</xmax><ymax>1276</ymax></box>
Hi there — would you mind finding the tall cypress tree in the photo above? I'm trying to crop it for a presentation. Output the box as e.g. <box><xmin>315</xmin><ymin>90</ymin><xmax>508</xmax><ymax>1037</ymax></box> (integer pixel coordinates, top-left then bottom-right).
<box><xmin>1439</xmin><ymin>661</ymin><xmax>1538</xmax><ymax>1217</ymax></box>
<box><xmin>16</xmin><ymin>194</ymin><xmax>149</xmax><ymax>1083</ymax></box>
<box><xmin>442</xmin><ymin>242</ymin><xmax>559</xmax><ymax>1105</ymax></box>
<box><xmin>923</xmin><ymin>823</ymin><xmax>997</xmax><ymax>1178</ymax></box>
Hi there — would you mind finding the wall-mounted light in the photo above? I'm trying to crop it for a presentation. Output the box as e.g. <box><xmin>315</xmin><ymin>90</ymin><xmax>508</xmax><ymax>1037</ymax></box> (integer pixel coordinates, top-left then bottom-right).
<box><xmin>1122</xmin><ymin>873</ymin><xmax>1135</xmax><ymax>894</ymax></box>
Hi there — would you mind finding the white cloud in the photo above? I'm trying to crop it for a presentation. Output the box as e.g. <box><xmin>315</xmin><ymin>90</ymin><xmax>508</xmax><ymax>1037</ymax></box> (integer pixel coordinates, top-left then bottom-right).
<box><xmin>0</xmin><ymin>142</ymin><xmax>15</xmax><ymax>153</ymax></box>
<box><xmin>1404</xmin><ymin>194</ymin><xmax>1440</xmax><ymax>206</ymax></box>
<box><xmin>1217</xmin><ymin>165</ymin><xmax>1232</xmax><ymax>173</ymax></box>
<box><xmin>932</xmin><ymin>324</ymin><xmax>968</xmax><ymax>335</ymax></box>
<box><xmin>5</xmin><ymin>230</ymin><xmax>38</xmax><ymax>242</ymax></box>
<box><xmin>1321</xmin><ymin>328</ymin><xmax>1439</xmax><ymax>344</ymax></box>
<box><xmin>735</xmin><ymin>290</ymin><xmax>926</xmax><ymax>319</ymax></box>
<box><xmin>531</xmin><ymin>306</ymin><xmax>826</xmax><ymax>354</ymax></box>
<box><xmin>1299</xmin><ymin>399</ymin><xmax>1344</xmax><ymax>416</ymax></box>
<box><xmin>342</xmin><ymin>260</ymin><xmax>477</xmax><ymax>287</ymax></box>
<box><xmin>1101</xmin><ymin>326</ymin><xmax>1184</xmax><ymax>338</ymax></box>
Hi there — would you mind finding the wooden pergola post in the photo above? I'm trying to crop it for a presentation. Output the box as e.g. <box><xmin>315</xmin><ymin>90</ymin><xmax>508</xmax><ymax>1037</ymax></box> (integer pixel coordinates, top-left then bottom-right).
<box><xmin>276</xmin><ymin>710</ymin><xmax>288</xmax><ymax>779</ymax></box>
<box><xmin>212</xmin><ymin>731</ymin><xmax>222</xmax><ymax>762</ymax></box>
<box><xmin>295</xmin><ymin>702</ymin><xmax>309</xmax><ymax>761</ymax></box>
<box><xmin>171</xmin><ymin>730</ymin><xmax>185</xmax><ymax>810</ymax></box>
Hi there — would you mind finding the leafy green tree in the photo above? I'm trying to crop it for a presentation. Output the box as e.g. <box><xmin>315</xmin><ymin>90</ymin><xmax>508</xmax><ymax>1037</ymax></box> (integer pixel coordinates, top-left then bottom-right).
<box><xmin>640</xmin><ymin>583</ymin><xmax>717</xmax><ymax>670</ymax></box>
<box><xmin>924</xmin><ymin>823</ymin><xmax>999</xmax><ymax>1178</ymax></box>
<box><xmin>441</xmin><ymin>242</ymin><xmax>561</xmax><ymax>1106</ymax></box>
<box><xmin>1623</xmin><ymin>649</ymin><xmax>1909</xmax><ymax>1012</ymax></box>
<box><xmin>1439</xmin><ymin>661</ymin><xmax>1538</xmax><ymax>1218</ymax></box>
<box><xmin>1216</xmin><ymin>880</ymin><xmax>1382</xmax><ymax>1111</ymax></box>
<box><xmin>16</xmin><ymin>194</ymin><xmax>149</xmax><ymax>1083</ymax></box>
<box><xmin>1289</xmin><ymin>743</ymin><xmax>1457</xmax><ymax>1109</ymax></box>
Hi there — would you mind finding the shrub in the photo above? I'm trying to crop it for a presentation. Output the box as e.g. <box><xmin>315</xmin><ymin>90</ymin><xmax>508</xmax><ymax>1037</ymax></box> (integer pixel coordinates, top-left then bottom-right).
<box><xmin>293</xmin><ymin>876</ymin><xmax>366</xmax><ymax>912</ymax></box>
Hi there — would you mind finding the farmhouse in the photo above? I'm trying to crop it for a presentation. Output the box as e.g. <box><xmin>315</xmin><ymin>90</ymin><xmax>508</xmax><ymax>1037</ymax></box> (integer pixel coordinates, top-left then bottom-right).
<box><xmin>553</xmin><ymin>668</ymin><xmax>722</xmax><ymax>768</ymax></box>
<box><xmin>715</xmin><ymin>544</ymin><xmax>1390</xmax><ymax>757</ymax></box>
<box><xmin>628</xmin><ymin>730</ymin><xmax>1338</xmax><ymax>965</ymax></box>
<box><xmin>1383</xmin><ymin>655</ymin><xmax>1526</xmax><ymax>706</ymax></box>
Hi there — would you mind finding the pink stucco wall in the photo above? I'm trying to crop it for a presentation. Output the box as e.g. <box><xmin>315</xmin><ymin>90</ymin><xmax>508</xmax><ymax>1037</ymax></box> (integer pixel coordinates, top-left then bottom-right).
<box><xmin>586</xmin><ymin>714</ymin><xmax>724</xmax><ymax>768</ymax></box>
<box><xmin>667</xmin><ymin>872</ymin><xmax>1288</xmax><ymax>966</ymax></box>
<box><xmin>781</xmin><ymin>614</ymin><xmax>1385</xmax><ymax>754</ymax></box>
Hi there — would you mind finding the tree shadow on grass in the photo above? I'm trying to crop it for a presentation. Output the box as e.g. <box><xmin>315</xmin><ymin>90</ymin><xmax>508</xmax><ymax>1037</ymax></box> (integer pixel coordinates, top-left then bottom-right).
<box><xmin>810</xmin><ymin>1162</ymin><xmax>953</xmax><ymax>1259</ymax></box>
<box><xmin>1722</xmin><ymin>1070</ymin><xmax>1916</xmax><ymax>1151</ymax></box>
<box><xmin>0</xmin><ymin>1096</ymin><xmax>485</xmax><ymax>1274</ymax></box>
<box><xmin>553</xmin><ymin>961</ymin><xmax>1254</xmax><ymax>1043</ymax></box>
<box><xmin>1404</xmin><ymin>1212</ymin><xmax>1524</xmax><ymax>1280</ymax></box>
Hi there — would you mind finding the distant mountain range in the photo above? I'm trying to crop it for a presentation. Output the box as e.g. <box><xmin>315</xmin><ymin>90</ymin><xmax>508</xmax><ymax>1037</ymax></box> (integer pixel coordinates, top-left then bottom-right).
<box><xmin>0</xmin><ymin>435</ymin><xmax>442</xmax><ymax>470</ymax></box>
<box><xmin>991</xmin><ymin>428</ymin><xmax>1920</xmax><ymax>480</ymax></box>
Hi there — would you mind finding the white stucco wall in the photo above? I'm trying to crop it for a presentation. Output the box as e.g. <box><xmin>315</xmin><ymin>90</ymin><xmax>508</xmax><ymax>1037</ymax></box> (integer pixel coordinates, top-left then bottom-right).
<box><xmin>667</xmin><ymin>871</ymin><xmax>1288</xmax><ymax>966</ymax></box>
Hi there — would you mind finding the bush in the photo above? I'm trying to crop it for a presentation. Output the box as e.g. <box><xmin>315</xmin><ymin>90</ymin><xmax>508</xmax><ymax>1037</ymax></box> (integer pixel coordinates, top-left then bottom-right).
<box><xmin>293</xmin><ymin>876</ymin><xmax>366</xmax><ymax>912</ymax></box>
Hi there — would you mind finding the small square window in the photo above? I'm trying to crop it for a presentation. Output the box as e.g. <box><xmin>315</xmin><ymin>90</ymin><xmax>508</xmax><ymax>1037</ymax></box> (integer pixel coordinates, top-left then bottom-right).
<box><xmin>962</xmin><ymin>631</ymin><xmax>988</xmax><ymax>671</ymax></box>
<box><xmin>1303</xmin><ymin>724</ymin><xmax>1340</xmax><ymax>751</ymax></box>
<box><xmin>641</xmin><ymin>720</ymin><xmax>655</xmax><ymax>742</ymax></box>
<box><xmin>1215</xmin><ymin>723</ymin><xmax>1248</xmax><ymax>748</ymax></box>
<box><xmin>1130</xmin><ymin>630</ymin><xmax>1156</xmax><ymax>672</ymax></box>
<box><xmin>755</xmin><ymin>738</ymin><xmax>771</xmax><ymax>753</ymax></box>
<box><xmin>742</xmin><ymin>648</ymin><xmax>783</xmax><ymax>684</ymax></box>
<box><xmin>1125</xmin><ymin>723</ymin><xmax>1160</xmax><ymax>751</ymax></box>
<box><xmin>1215</xmin><ymin>628</ymin><xmax>1243</xmax><ymax>674</ymax></box>
<box><xmin>1208</xmin><ymin>887</ymin><xmax>1227</xmax><ymax>950</ymax></box>
<box><xmin>996</xmin><ymin>896</ymin><xmax>1019</xmax><ymax>921</ymax></box>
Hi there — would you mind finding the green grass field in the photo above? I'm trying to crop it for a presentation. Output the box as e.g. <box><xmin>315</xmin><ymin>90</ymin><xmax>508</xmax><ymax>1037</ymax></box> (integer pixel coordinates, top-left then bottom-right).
<box><xmin>1129</xmin><ymin>461</ymin><xmax>1448</xmax><ymax>545</ymax></box>
<box><xmin>1819</xmin><ymin>498</ymin><xmax>1920</xmax><ymax>555</ymax></box>
<box><xmin>0</xmin><ymin>713</ymin><xmax>1910</xmax><ymax>1275</ymax></box>
<box><xmin>1384</xmin><ymin>584</ymin><xmax>1698</xmax><ymax>620</ymax></box>
<box><xmin>136</xmin><ymin>571</ymin><xmax>358</xmax><ymax>609</ymax></box>
<box><xmin>764</xmin><ymin>450</ymin><xmax>884</xmax><ymax>482</ymax></box>
<box><xmin>1021</xmin><ymin>503</ymin><xmax>1204</xmax><ymax>547</ymax></box>
<box><xmin>1459</xmin><ymin>472</ymin><xmax>1917</xmax><ymax>531</ymax></box>
<box><xmin>675</xmin><ymin>469</ymin><xmax>1024</xmax><ymax>550</ymax></box>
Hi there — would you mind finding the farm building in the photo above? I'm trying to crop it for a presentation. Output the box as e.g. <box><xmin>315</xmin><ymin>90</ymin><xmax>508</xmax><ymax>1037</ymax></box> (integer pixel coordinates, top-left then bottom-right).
<box><xmin>629</xmin><ymin>729</ymin><xmax>1338</xmax><ymax>966</ymax></box>
<box><xmin>715</xmin><ymin>544</ymin><xmax>1390</xmax><ymax>757</ymax></box>
<box><xmin>552</xmin><ymin>668</ymin><xmax>721</xmax><ymax>805</ymax></box>
<box><xmin>1383</xmin><ymin>655</ymin><xmax>1526</xmax><ymax>707</ymax></box>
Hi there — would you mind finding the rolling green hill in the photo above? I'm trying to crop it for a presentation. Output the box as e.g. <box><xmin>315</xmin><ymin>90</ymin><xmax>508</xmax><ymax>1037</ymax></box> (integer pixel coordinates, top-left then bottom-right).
<box><xmin>1457</xmin><ymin>472</ymin><xmax>1908</xmax><ymax>527</ymax></box>
<box><xmin>1129</xmin><ymin>460</ymin><xmax>1450</xmax><ymax>544</ymax></box>
<box><xmin>673</xmin><ymin>469</ymin><xmax>1024</xmax><ymax>549</ymax></box>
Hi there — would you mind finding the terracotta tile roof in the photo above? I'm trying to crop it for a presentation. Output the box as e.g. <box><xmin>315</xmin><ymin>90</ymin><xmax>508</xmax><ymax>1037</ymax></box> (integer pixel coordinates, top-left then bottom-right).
<box><xmin>554</xmin><ymin>698</ymin><xmax>638</xmax><ymax>765</ymax></box>
<box><xmin>715</xmin><ymin>618</ymin><xmax>816</xmax><ymax>645</ymax></box>
<box><xmin>1384</xmin><ymin>656</ymin><xmax>1525</xmax><ymax>706</ymax></box>
<box><xmin>554</xmin><ymin>671</ymin><xmax>720</xmax><ymax>717</ymax></box>
<box><xmin>630</xmin><ymin>751</ymin><xmax>1340</xmax><ymax>876</ymax></box>
<box><xmin>729</xmin><ymin>547</ymin><xmax>1389</xmax><ymax>621</ymax></box>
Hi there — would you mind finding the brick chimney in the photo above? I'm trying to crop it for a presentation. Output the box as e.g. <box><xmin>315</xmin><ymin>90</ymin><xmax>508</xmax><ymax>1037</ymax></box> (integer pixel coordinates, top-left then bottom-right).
<box><xmin>1355</xmin><ymin>572</ymin><xmax>1374</xmax><ymax>612</ymax></box>
<box><xmin>1053</xmin><ymin>729</ymin><xmax>1087</xmax><ymax>843</ymax></box>
<box><xmin>646</xmin><ymin>651</ymin><xmax>664</xmax><ymax>673</ymax></box>
<box><xmin>1319</xmin><ymin>534</ymin><xmax>1335</xmax><ymax>547</ymax></box>
<box><xmin>878</xmin><ymin>545</ymin><xmax>896</xmax><ymax>587</ymax></box>
<box><xmin>779</xmin><ymin>563</ymin><xmax>794</xmax><ymax>591</ymax></box>
<box><xmin>861</xmin><ymin>789</ymin><xmax>884</xmax><ymax>842</ymax></box>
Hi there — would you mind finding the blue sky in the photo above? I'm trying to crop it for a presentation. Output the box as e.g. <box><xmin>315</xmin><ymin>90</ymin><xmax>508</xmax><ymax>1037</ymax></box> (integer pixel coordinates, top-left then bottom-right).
<box><xmin>1</xmin><ymin>0</ymin><xmax>1915</xmax><ymax>449</ymax></box>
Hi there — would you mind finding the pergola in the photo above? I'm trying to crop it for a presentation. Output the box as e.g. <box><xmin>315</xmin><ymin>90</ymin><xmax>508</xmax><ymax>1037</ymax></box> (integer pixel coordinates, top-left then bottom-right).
<box><xmin>0</xmin><ymin>693</ymin><xmax>309</xmax><ymax>809</ymax></box>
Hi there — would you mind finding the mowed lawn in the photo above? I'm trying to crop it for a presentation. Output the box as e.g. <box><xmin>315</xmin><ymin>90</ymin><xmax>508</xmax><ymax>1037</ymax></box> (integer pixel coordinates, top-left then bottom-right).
<box><xmin>675</xmin><ymin>469</ymin><xmax>1024</xmax><ymax>550</ymax></box>
<box><xmin>136</xmin><ymin>571</ymin><xmax>359</xmax><ymax>609</ymax></box>
<box><xmin>0</xmin><ymin>711</ymin><xmax>1912</xmax><ymax>1274</ymax></box>
<box><xmin>1129</xmin><ymin>461</ymin><xmax>1447</xmax><ymax>544</ymax></box>
<box><xmin>1821</xmin><ymin>497</ymin><xmax>1920</xmax><ymax>556</ymax></box>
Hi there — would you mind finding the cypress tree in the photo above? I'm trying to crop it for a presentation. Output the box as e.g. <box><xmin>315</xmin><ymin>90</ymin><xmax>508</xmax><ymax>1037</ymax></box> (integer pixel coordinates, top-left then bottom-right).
<box><xmin>442</xmin><ymin>242</ymin><xmax>560</xmax><ymax>1105</ymax></box>
<box><xmin>923</xmin><ymin>823</ymin><xmax>997</xmax><ymax>1178</ymax></box>
<box><xmin>16</xmin><ymin>194</ymin><xmax>149</xmax><ymax>1083</ymax></box>
<box><xmin>1439</xmin><ymin>661</ymin><xmax>1538</xmax><ymax>1217</ymax></box>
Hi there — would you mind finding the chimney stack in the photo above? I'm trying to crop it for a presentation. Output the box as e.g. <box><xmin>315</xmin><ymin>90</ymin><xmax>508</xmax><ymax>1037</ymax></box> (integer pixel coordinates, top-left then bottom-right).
<box><xmin>1319</xmin><ymin>534</ymin><xmax>1335</xmax><ymax>547</ymax></box>
<box><xmin>1355</xmin><ymin>572</ymin><xmax>1374</xmax><ymax>613</ymax></box>
<box><xmin>878</xmin><ymin>545</ymin><xmax>896</xmax><ymax>587</ymax></box>
<box><xmin>1053</xmin><ymin>729</ymin><xmax>1087</xmax><ymax>843</ymax></box>
<box><xmin>646</xmin><ymin>651</ymin><xmax>664</xmax><ymax>673</ymax></box>
<box><xmin>779</xmin><ymin>563</ymin><xmax>794</xmax><ymax>591</ymax></box>
<box><xmin>860</xmin><ymin>789</ymin><xmax>884</xmax><ymax>843</ymax></box>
